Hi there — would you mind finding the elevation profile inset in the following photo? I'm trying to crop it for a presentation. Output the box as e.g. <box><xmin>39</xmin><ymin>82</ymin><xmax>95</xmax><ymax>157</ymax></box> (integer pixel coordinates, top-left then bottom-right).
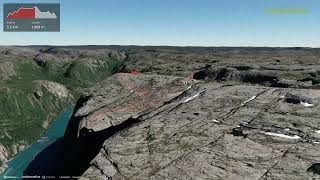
<box><xmin>7</xmin><ymin>6</ymin><xmax>57</xmax><ymax>19</ymax></box>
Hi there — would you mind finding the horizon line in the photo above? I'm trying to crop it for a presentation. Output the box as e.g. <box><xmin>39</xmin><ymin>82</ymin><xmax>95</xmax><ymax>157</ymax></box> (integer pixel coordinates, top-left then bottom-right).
<box><xmin>1</xmin><ymin>45</ymin><xmax>319</xmax><ymax>49</ymax></box>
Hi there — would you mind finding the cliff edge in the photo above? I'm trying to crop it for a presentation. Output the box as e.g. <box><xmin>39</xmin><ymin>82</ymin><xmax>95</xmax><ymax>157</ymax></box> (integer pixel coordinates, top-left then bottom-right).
<box><xmin>26</xmin><ymin>73</ymin><xmax>320</xmax><ymax>179</ymax></box>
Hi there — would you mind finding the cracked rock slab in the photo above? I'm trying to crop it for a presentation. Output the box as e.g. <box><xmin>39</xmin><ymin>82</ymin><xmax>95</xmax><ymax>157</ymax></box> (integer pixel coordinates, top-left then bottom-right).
<box><xmin>74</xmin><ymin>74</ymin><xmax>320</xmax><ymax>179</ymax></box>
<box><xmin>75</xmin><ymin>73</ymin><xmax>199</xmax><ymax>132</ymax></box>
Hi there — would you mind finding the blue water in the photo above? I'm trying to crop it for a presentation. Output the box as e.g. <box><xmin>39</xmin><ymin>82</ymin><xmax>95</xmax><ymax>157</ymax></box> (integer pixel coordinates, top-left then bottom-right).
<box><xmin>0</xmin><ymin>107</ymin><xmax>74</xmax><ymax>179</ymax></box>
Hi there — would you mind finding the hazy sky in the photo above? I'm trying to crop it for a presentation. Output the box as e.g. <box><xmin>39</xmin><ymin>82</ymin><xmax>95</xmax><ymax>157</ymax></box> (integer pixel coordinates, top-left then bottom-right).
<box><xmin>0</xmin><ymin>0</ymin><xmax>319</xmax><ymax>47</ymax></box>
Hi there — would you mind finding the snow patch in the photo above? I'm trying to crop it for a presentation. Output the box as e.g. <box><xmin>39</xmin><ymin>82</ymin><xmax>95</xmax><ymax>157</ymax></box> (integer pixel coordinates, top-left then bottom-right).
<box><xmin>315</xmin><ymin>130</ymin><xmax>320</xmax><ymax>134</ymax></box>
<box><xmin>212</xmin><ymin>119</ymin><xmax>220</xmax><ymax>123</ymax></box>
<box><xmin>263</xmin><ymin>132</ymin><xmax>301</xmax><ymax>139</ymax></box>
<box><xmin>241</xmin><ymin>95</ymin><xmax>257</xmax><ymax>106</ymax></box>
<box><xmin>183</xmin><ymin>94</ymin><xmax>200</xmax><ymax>103</ymax></box>
<box><xmin>284</xmin><ymin>128</ymin><xmax>290</xmax><ymax>131</ymax></box>
<box><xmin>300</xmin><ymin>102</ymin><xmax>314</xmax><ymax>107</ymax></box>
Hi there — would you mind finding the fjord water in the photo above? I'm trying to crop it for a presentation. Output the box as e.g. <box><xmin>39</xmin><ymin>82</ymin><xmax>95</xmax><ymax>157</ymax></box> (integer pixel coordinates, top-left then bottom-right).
<box><xmin>0</xmin><ymin>107</ymin><xmax>74</xmax><ymax>179</ymax></box>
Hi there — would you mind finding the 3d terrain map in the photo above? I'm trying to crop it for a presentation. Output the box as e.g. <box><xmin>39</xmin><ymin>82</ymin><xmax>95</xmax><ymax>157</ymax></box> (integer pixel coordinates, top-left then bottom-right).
<box><xmin>1</xmin><ymin>46</ymin><xmax>320</xmax><ymax>179</ymax></box>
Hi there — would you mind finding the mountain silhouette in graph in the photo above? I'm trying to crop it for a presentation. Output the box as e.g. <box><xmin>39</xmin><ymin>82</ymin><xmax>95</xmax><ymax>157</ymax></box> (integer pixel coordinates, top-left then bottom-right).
<box><xmin>7</xmin><ymin>6</ymin><xmax>57</xmax><ymax>19</ymax></box>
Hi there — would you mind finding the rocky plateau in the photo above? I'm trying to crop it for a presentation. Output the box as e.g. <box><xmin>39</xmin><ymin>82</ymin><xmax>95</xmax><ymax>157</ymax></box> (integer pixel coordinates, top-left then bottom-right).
<box><xmin>1</xmin><ymin>46</ymin><xmax>320</xmax><ymax>179</ymax></box>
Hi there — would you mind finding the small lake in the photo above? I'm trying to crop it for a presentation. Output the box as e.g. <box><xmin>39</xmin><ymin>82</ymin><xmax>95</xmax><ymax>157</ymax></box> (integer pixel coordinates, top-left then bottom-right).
<box><xmin>0</xmin><ymin>107</ymin><xmax>74</xmax><ymax>179</ymax></box>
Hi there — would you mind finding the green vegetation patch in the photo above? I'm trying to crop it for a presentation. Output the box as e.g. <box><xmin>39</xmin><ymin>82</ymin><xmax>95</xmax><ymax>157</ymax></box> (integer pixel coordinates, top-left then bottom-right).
<box><xmin>0</xmin><ymin>54</ymin><xmax>126</xmax><ymax>168</ymax></box>
<box><xmin>178</xmin><ymin>142</ymin><xmax>192</xmax><ymax>150</ymax></box>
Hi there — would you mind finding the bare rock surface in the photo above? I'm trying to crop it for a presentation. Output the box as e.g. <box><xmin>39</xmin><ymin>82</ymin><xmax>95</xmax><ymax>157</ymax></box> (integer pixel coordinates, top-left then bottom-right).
<box><xmin>33</xmin><ymin>80</ymin><xmax>74</xmax><ymax>99</ymax></box>
<box><xmin>75</xmin><ymin>73</ymin><xmax>197</xmax><ymax>132</ymax></box>
<box><xmin>53</xmin><ymin>73</ymin><xmax>320</xmax><ymax>179</ymax></box>
<box><xmin>121</xmin><ymin>47</ymin><xmax>320</xmax><ymax>89</ymax></box>
<box><xmin>0</xmin><ymin>144</ymin><xmax>8</xmax><ymax>174</ymax></box>
<box><xmin>0</xmin><ymin>61</ymin><xmax>16</xmax><ymax>80</ymax></box>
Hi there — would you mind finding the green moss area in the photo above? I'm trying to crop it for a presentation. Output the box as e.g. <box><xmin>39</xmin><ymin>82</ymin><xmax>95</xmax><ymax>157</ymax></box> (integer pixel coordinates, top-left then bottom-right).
<box><xmin>0</xmin><ymin>56</ymin><xmax>125</xmax><ymax>163</ymax></box>
<box><xmin>177</xmin><ymin>142</ymin><xmax>192</xmax><ymax>150</ymax></box>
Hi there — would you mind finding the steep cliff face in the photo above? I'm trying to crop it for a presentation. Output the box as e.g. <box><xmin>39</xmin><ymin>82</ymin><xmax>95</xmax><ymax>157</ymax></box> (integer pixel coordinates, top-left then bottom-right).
<box><xmin>25</xmin><ymin>73</ymin><xmax>320</xmax><ymax>179</ymax></box>
<box><xmin>63</xmin><ymin>73</ymin><xmax>198</xmax><ymax>148</ymax></box>
<box><xmin>0</xmin><ymin>47</ymin><xmax>126</xmax><ymax>174</ymax></box>
<box><xmin>0</xmin><ymin>81</ymin><xmax>73</xmax><ymax>173</ymax></box>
